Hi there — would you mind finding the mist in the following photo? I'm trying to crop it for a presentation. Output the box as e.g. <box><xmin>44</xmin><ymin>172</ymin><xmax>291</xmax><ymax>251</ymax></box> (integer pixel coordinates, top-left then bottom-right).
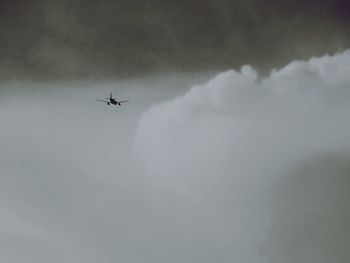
<box><xmin>1</xmin><ymin>51</ymin><xmax>350</xmax><ymax>262</ymax></box>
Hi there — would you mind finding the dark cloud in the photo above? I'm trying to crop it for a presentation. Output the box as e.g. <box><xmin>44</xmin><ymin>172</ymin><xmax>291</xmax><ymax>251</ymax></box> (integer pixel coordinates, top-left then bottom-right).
<box><xmin>1</xmin><ymin>0</ymin><xmax>350</xmax><ymax>79</ymax></box>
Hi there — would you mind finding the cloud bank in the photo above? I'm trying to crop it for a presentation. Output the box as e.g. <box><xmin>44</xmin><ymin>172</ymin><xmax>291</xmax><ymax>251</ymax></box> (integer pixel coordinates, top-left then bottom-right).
<box><xmin>1</xmin><ymin>51</ymin><xmax>350</xmax><ymax>262</ymax></box>
<box><xmin>136</xmin><ymin>50</ymin><xmax>350</xmax><ymax>182</ymax></box>
<box><xmin>135</xmin><ymin>50</ymin><xmax>350</xmax><ymax>262</ymax></box>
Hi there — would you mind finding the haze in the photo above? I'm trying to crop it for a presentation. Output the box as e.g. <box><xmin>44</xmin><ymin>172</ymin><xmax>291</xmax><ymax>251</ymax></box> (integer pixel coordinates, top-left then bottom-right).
<box><xmin>1</xmin><ymin>1</ymin><xmax>350</xmax><ymax>262</ymax></box>
<box><xmin>0</xmin><ymin>52</ymin><xmax>349</xmax><ymax>262</ymax></box>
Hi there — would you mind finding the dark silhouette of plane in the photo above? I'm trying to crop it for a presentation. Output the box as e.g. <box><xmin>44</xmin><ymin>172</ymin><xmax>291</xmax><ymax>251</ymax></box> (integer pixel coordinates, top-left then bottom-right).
<box><xmin>97</xmin><ymin>92</ymin><xmax>129</xmax><ymax>106</ymax></box>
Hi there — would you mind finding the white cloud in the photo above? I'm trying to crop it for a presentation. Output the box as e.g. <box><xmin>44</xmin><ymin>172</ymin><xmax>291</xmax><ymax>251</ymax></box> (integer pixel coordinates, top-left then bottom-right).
<box><xmin>134</xmin><ymin>51</ymin><xmax>350</xmax><ymax>261</ymax></box>
<box><xmin>1</xmin><ymin>52</ymin><xmax>350</xmax><ymax>262</ymax></box>
<box><xmin>136</xmin><ymin>51</ymin><xmax>350</xmax><ymax>185</ymax></box>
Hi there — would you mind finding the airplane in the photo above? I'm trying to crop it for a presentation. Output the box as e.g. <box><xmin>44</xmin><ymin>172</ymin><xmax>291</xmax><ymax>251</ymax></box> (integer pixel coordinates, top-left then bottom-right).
<box><xmin>96</xmin><ymin>92</ymin><xmax>129</xmax><ymax>106</ymax></box>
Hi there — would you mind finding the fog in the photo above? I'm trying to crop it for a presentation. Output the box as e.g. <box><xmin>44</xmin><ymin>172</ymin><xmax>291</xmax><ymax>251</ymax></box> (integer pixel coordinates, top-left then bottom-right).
<box><xmin>1</xmin><ymin>51</ymin><xmax>350</xmax><ymax>262</ymax></box>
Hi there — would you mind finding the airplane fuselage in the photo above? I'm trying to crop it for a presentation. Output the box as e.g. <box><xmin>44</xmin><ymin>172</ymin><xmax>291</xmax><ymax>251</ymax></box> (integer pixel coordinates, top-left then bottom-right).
<box><xmin>109</xmin><ymin>98</ymin><xmax>120</xmax><ymax>105</ymax></box>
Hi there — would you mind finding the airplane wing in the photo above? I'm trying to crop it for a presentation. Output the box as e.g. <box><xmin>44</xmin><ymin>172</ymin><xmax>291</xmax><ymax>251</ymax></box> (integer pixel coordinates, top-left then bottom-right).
<box><xmin>119</xmin><ymin>100</ymin><xmax>129</xmax><ymax>103</ymax></box>
<box><xmin>96</xmin><ymin>99</ymin><xmax>109</xmax><ymax>103</ymax></box>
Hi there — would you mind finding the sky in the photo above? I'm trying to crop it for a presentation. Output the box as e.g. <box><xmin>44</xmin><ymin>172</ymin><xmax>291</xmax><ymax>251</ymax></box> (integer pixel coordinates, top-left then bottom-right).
<box><xmin>1</xmin><ymin>1</ymin><xmax>350</xmax><ymax>263</ymax></box>
<box><xmin>1</xmin><ymin>0</ymin><xmax>350</xmax><ymax>79</ymax></box>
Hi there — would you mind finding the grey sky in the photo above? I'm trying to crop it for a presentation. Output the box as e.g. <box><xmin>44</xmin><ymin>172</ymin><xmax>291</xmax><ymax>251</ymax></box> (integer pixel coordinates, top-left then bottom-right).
<box><xmin>1</xmin><ymin>1</ymin><xmax>350</xmax><ymax>262</ymax></box>
<box><xmin>1</xmin><ymin>0</ymin><xmax>350</xmax><ymax>79</ymax></box>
